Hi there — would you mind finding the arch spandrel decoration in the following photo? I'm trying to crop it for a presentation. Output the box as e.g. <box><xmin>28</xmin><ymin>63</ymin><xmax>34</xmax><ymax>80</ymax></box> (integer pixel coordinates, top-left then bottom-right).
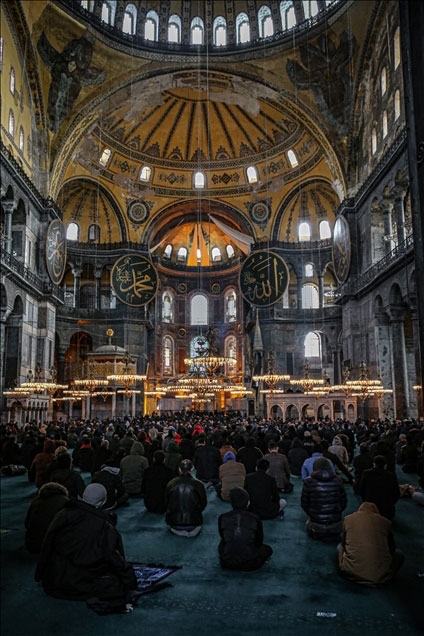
<box><xmin>45</xmin><ymin>219</ymin><xmax>67</xmax><ymax>285</ymax></box>
<box><xmin>111</xmin><ymin>254</ymin><xmax>158</xmax><ymax>306</ymax></box>
<box><xmin>239</xmin><ymin>250</ymin><xmax>289</xmax><ymax>307</ymax></box>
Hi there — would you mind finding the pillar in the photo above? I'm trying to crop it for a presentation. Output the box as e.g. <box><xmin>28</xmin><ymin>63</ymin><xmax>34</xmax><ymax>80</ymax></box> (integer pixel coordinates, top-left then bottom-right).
<box><xmin>389</xmin><ymin>307</ymin><xmax>409</xmax><ymax>418</ymax></box>
<box><xmin>72</xmin><ymin>267</ymin><xmax>82</xmax><ymax>309</ymax></box>
<box><xmin>2</xmin><ymin>201</ymin><xmax>15</xmax><ymax>254</ymax></box>
<box><xmin>380</xmin><ymin>187</ymin><xmax>395</xmax><ymax>254</ymax></box>
<box><xmin>391</xmin><ymin>173</ymin><xmax>408</xmax><ymax>245</ymax></box>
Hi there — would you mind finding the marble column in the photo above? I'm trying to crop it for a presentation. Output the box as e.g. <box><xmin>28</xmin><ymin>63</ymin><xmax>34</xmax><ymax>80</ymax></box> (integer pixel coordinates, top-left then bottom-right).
<box><xmin>389</xmin><ymin>307</ymin><xmax>409</xmax><ymax>418</ymax></box>
<box><xmin>2</xmin><ymin>201</ymin><xmax>15</xmax><ymax>254</ymax></box>
<box><xmin>94</xmin><ymin>268</ymin><xmax>102</xmax><ymax>311</ymax></box>
<box><xmin>380</xmin><ymin>187</ymin><xmax>395</xmax><ymax>254</ymax></box>
<box><xmin>72</xmin><ymin>267</ymin><xmax>82</xmax><ymax>309</ymax></box>
<box><xmin>391</xmin><ymin>174</ymin><xmax>408</xmax><ymax>245</ymax></box>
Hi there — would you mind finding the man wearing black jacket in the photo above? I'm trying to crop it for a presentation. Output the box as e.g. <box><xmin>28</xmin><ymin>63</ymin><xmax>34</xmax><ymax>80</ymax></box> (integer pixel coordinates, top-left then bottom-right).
<box><xmin>35</xmin><ymin>483</ymin><xmax>137</xmax><ymax>606</ymax></box>
<box><xmin>218</xmin><ymin>487</ymin><xmax>272</xmax><ymax>571</ymax></box>
<box><xmin>165</xmin><ymin>459</ymin><xmax>207</xmax><ymax>537</ymax></box>
<box><xmin>244</xmin><ymin>458</ymin><xmax>287</xmax><ymax>519</ymax></box>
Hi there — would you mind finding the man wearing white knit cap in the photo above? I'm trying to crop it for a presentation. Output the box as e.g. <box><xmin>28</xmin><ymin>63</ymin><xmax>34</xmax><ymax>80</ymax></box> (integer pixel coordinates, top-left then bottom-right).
<box><xmin>36</xmin><ymin>483</ymin><xmax>137</xmax><ymax>607</ymax></box>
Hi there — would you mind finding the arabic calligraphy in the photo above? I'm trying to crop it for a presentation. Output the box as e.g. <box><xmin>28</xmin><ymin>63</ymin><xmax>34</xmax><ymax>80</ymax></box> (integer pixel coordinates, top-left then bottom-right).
<box><xmin>45</xmin><ymin>220</ymin><xmax>67</xmax><ymax>285</ymax></box>
<box><xmin>332</xmin><ymin>215</ymin><xmax>351</xmax><ymax>283</ymax></box>
<box><xmin>111</xmin><ymin>254</ymin><xmax>158</xmax><ymax>306</ymax></box>
<box><xmin>239</xmin><ymin>251</ymin><xmax>289</xmax><ymax>307</ymax></box>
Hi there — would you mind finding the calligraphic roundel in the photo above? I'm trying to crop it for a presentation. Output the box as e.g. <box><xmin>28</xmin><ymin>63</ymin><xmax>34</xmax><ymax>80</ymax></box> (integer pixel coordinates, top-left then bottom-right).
<box><xmin>332</xmin><ymin>215</ymin><xmax>351</xmax><ymax>283</ymax></box>
<box><xmin>45</xmin><ymin>219</ymin><xmax>67</xmax><ymax>285</ymax></box>
<box><xmin>239</xmin><ymin>251</ymin><xmax>289</xmax><ymax>307</ymax></box>
<box><xmin>111</xmin><ymin>254</ymin><xmax>158</xmax><ymax>307</ymax></box>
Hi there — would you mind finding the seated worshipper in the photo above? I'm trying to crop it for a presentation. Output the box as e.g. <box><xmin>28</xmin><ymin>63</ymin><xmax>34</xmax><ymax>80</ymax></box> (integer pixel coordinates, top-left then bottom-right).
<box><xmin>48</xmin><ymin>452</ymin><xmax>86</xmax><ymax>499</ymax></box>
<box><xmin>92</xmin><ymin>439</ymin><xmax>111</xmax><ymax>473</ymax></box>
<box><xmin>328</xmin><ymin>435</ymin><xmax>350</xmax><ymax>467</ymax></box>
<box><xmin>218</xmin><ymin>487</ymin><xmax>273</xmax><ymax>571</ymax></box>
<box><xmin>301</xmin><ymin>457</ymin><xmax>347</xmax><ymax>541</ymax></box>
<box><xmin>192</xmin><ymin>436</ymin><xmax>222</xmax><ymax>487</ymax></box>
<box><xmin>119</xmin><ymin>441</ymin><xmax>149</xmax><ymax>497</ymax></box>
<box><xmin>237</xmin><ymin>437</ymin><xmax>264</xmax><ymax>475</ymax></box>
<box><xmin>164</xmin><ymin>440</ymin><xmax>183</xmax><ymax>476</ymax></box>
<box><xmin>359</xmin><ymin>455</ymin><xmax>400</xmax><ymax>520</ymax></box>
<box><xmin>91</xmin><ymin>459</ymin><xmax>129</xmax><ymax>510</ymax></box>
<box><xmin>216</xmin><ymin>451</ymin><xmax>246</xmax><ymax>501</ymax></box>
<box><xmin>301</xmin><ymin>444</ymin><xmax>335</xmax><ymax>480</ymax></box>
<box><xmin>244</xmin><ymin>458</ymin><xmax>287</xmax><ymax>520</ymax></box>
<box><xmin>165</xmin><ymin>459</ymin><xmax>207</xmax><ymax>537</ymax></box>
<box><xmin>263</xmin><ymin>441</ymin><xmax>293</xmax><ymax>493</ymax></box>
<box><xmin>142</xmin><ymin>450</ymin><xmax>174</xmax><ymax>513</ymax></box>
<box><xmin>338</xmin><ymin>502</ymin><xmax>404</xmax><ymax>586</ymax></box>
<box><xmin>29</xmin><ymin>439</ymin><xmax>56</xmax><ymax>489</ymax></box>
<box><xmin>72</xmin><ymin>435</ymin><xmax>95</xmax><ymax>474</ymax></box>
<box><xmin>287</xmin><ymin>437</ymin><xmax>309</xmax><ymax>477</ymax></box>
<box><xmin>35</xmin><ymin>484</ymin><xmax>137</xmax><ymax>606</ymax></box>
<box><xmin>352</xmin><ymin>443</ymin><xmax>374</xmax><ymax>493</ymax></box>
<box><xmin>321</xmin><ymin>439</ymin><xmax>353</xmax><ymax>485</ymax></box>
<box><xmin>25</xmin><ymin>482</ymin><xmax>69</xmax><ymax>553</ymax></box>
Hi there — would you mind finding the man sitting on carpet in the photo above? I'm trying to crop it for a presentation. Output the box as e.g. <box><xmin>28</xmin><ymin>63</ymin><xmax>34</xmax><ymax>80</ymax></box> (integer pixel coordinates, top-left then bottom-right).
<box><xmin>337</xmin><ymin>501</ymin><xmax>404</xmax><ymax>586</ymax></box>
<box><xmin>165</xmin><ymin>459</ymin><xmax>207</xmax><ymax>537</ymax></box>
<box><xmin>218</xmin><ymin>487</ymin><xmax>273</xmax><ymax>571</ymax></box>
<box><xmin>35</xmin><ymin>483</ymin><xmax>137</xmax><ymax>607</ymax></box>
<box><xmin>244</xmin><ymin>458</ymin><xmax>287</xmax><ymax>520</ymax></box>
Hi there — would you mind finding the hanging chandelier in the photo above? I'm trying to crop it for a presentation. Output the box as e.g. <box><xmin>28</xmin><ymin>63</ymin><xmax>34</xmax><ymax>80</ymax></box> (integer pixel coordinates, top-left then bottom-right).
<box><xmin>107</xmin><ymin>350</ymin><xmax>146</xmax><ymax>391</ymax></box>
<box><xmin>21</xmin><ymin>364</ymin><xmax>65</xmax><ymax>395</ymax></box>
<box><xmin>253</xmin><ymin>352</ymin><xmax>290</xmax><ymax>393</ymax></box>
<box><xmin>290</xmin><ymin>360</ymin><xmax>324</xmax><ymax>393</ymax></box>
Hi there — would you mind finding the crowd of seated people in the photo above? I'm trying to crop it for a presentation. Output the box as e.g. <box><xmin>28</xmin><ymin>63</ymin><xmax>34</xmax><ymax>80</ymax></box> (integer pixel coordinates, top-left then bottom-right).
<box><xmin>1</xmin><ymin>411</ymin><xmax>423</xmax><ymax>609</ymax></box>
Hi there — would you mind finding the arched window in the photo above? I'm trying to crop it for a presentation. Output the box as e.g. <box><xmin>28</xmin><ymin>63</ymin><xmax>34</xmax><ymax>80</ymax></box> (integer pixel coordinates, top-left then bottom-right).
<box><xmin>194</xmin><ymin>171</ymin><xmax>205</xmax><ymax>189</ymax></box>
<box><xmin>224</xmin><ymin>289</ymin><xmax>237</xmax><ymax>323</ymax></box>
<box><xmin>163</xmin><ymin>336</ymin><xmax>174</xmax><ymax>375</ymax></box>
<box><xmin>382</xmin><ymin>110</ymin><xmax>388</xmax><ymax>138</ymax></box>
<box><xmin>302</xmin><ymin>284</ymin><xmax>319</xmax><ymax>308</ymax></box>
<box><xmin>101</xmin><ymin>1</ymin><xmax>116</xmax><ymax>25</ymax></box>
<box><xmin>177</xmin><ymin>246</ymin><xmax>187</xmax><ymax>262</ymax></box>
<box><xmin>304</xmin><ymin>263</ymin><xmax>314</xmax><ymax>277</ymax></box>
<box><xmin>258</xmin><ymin>6</ymin><xmax>274</xmax><ymax>38</ymax></box>
<box><xmin>66</xmin><ymin>222</ymin><xmax>79</xmax><ymax>241</ymax></box>
<box><xmin>190</xmin><ymin>335</ymin><xmax>209</xmax><ymax>359</ymax></box>
<box><xmin>371</xmin><ymin>128</ymin><xmax>377</xmax><ymax>155</ymax></box>
<box><xmin>394</xmin><ymin>89</ymin><xmax>401</xmax><ymax>120</ymax></box>
<box><xmin>280</xmin><ymin>1</ymin><xmax>296</xmax><ymax>30</ymax></box>
<box><xmin>164</xmin><ymin>244</ymin><xmax>172</xmax><ymax>259</ymax></box>
<box><xmin>394</xmin><ymin>27</ymin><xmax>401</xmax><ymax>69</ymax></box>
<box><xmin>145</xmin><ymin>10</ymin><xmax>159</xmax><ymax>41</ymax></box>
<box><xmin>236</xmin><ymin>13</ymin><xmax>250</xmax><ymax>44</ymax></box>
<box><xmin>19</xmin><ymin>127</ymin><xmax>24</xmax><ymax>152</ymax></box>
<box><xmin>213</xmin><ymin>16</ymin><xmax>227</xmax><ymax>46</ymax></box>
<box><xmin>287</xmin><ymin>149</ymin><xmax>298</xmax><ymax>168</ymax></box>
<box><xmin>226</xmin><ymin>244</ymin><xmax>235</xmax><ymax>259</ymax></box>
<box><xmin>162</xmin><ymin>291</ymin><xmax>174</xmax><ymax>323</ymax></box>
<box><xmin>122</xmin><ymin>3</ymin><xmax>137</xmax><ymax>35</ymax></box>
<box><xmin>139</xmin><ymin>165</ymin><xmax>152</xmax><ymax>182</ymax></box>
<box><xmin>99</xmin><ymin>147</ymin><xmax>112</xmax><ymax>167</ymax></box>
<box><xmin>225</xmin><ymin>336</ymin><xmax>237</xmax><ymax>375</ymax></box>
<box><xmin>191</xmin><ymin>294</ymin><xmax>208</xmax><ymax>325</ymax></box>
<box><xmin>10</xmin><ymin>67</ymin><xmax>15</xmax><ymax>94</ymax></box>
<box><xmin>304</xmin><ymin>331</ymin><xmax>321</xmax><ymax>358</ymax></box>
<box><xmin>88</xmin><ymin>224</ymin><xmax>100</xmax><ymax>242</ymax></box>
<box><xmin>303</xmin><ymin>1</ymin><xmax>319</xmax><ymax>19</ymax></box>
<box><xmin>190</xmin><ymin>17</ymin><xmax>204</xmax><ymax>45</ymax></box>
<box><xmin>81</xmin><ymin>0</ymin><xmax>94</xmax><ymax>10</ymax></box>
<box><xmin>211</xmin><ymin>247</ymin><xmax>222</xmax><ymax>262</ymax></box>
<box><xmin>168</xmin><ymin>14</ymin><xmax>181</xmax><ymax>43</ymax></box>
<box><xmin>8</xmin><ymin>110</ymin><xmax>14</xmax><ymax>137</ymax></box>
<box><xmin>246</xmin><ymin>165</ymin><xmax>258</xmax><ymax>184</ymax></box>
<box><xmin>380</xmin><ymin>67</ymin><xmax>387</xmax><ymax>96</ymax></box>
<box><xmin>319</xmin><ymin>220</ymin><xmax>331</xmax><ymax>240</ymax></box>
<box><xmin>298</xmin><ymin>221</ymin><xmax>311</xmax><ymax>241</ymax></box>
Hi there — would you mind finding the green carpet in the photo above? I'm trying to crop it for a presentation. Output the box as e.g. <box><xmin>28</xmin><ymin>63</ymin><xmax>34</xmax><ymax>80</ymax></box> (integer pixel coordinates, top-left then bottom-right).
<box><xmin>1</xmin><ymin>471</ymin><xmax>423</xmax><ymax>636</ymax></box>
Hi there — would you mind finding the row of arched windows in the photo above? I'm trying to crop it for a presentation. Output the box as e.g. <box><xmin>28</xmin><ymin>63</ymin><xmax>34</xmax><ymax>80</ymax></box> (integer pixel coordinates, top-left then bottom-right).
<box><xmin>162</xmin><ymin>290</ymin><xmax>237</xmax><ymax>325</ymax></box>
<box><xmin>81</xmin><ymin>1</ymin><xmax>329</xmax><ymax>46</ymax></box>
<box><xmin>66</xmin><ymin>222</ymin><xmax>100</xmax><ymax>242</ymax></box>
<box><xmin>161</xmin><ymin>330</ymin><xmax>322</xmax><ymax>376</ymax></box>
<box><xmin>371</xmin><ymin>28</ymin><xmax>402</xmax><ymax>157</ymax></box>
<box><xmin>99</xmin><ymin>150</ymin><xmax>300</xmax><ymax>185</ymax></box>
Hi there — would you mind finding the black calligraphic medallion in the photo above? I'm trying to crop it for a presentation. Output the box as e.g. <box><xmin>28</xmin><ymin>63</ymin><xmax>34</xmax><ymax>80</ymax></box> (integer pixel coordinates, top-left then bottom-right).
<box><xmin>111</xmin><ymin>254</ymin><xmax>158</xmax><ymax>307</ymax></box>
<box><xmin>239</xmin><ymin>251</ymin><xmax>289</xmax><ymax>307</ymax></box>
<box><xmin>332</xmin><ymin>215</ymin><xmax>351</xmax><ymax>283</ymax></box>
<box><xmin>45</xmin><ymin>219</ymin><xmax>67</xmax><ymax>285</ymax></box>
